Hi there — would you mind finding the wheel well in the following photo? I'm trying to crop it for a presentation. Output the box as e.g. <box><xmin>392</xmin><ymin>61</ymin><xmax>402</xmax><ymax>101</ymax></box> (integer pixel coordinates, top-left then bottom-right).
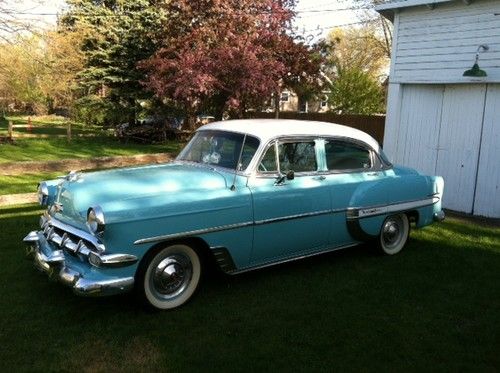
<box><xmin>406</xmin><ymin>210</ymin><xmax>419</xmax><ymax>225</ymax></box>
<box><xmin>137</xmin><ymin>237</ymin><xmax>216</xmax><ymax>275</ymax></box>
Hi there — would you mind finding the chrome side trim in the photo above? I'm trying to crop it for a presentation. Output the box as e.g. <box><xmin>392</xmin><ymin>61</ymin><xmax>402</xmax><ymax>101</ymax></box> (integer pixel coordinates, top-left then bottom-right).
<box><xmin>347</xmin><ymin>197</ymin><xmax>439</xmax><ymax>220</ymax></box>
<box><xmin>229</xmin><ymin>243</ymin><xmax>358</xmax><ymax>275</ymax></box>
<box><xmin>134</xmin><ymin>209</ymin><xmax>348</xmax><ymax>245</ymax></box>
<box><xmin>133</xmin><ymin>197</ymin><xmax>437</xmax><ymax>246</ymax></box>
<box><xmin>134</xmin><ymin>221</ymin><xmax>254</xmax><ymax>245</ymax></box>
<box><xmin>254</xmin><ymin>209</ymin><xmax>336</xmax><ymax>225</ymax></box>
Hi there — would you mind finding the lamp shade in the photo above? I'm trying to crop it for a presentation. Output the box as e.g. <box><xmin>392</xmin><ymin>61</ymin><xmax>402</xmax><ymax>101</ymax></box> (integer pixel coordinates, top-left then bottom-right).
<box><xmin>463</xmin><ymin>63</ymin><xmax>487</xmax><ymax>77</ymax></box>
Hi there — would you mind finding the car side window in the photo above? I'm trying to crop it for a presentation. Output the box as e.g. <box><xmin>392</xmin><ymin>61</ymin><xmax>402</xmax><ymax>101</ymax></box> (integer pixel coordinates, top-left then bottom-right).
<box><xmin>259</xmin><ymin>143</ymin><xmax>278</xmax><ymax>172</ymax></box>
<box><xmin>325</xmin><ymin>140</ymin><xmax>372</xmax><ymax>171</ymax></box>
<box><xmin>279</xmin><ymin>141</ymin><xmax>317</xmax><ymax>173</ymax></box>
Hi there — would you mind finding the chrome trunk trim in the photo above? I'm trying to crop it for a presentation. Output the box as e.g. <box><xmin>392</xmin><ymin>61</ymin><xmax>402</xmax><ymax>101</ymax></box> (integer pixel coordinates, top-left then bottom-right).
<box><xmin>347</xmin><ymin>197</ymin><xmax>440</xmax><ymax>220</ymax></box>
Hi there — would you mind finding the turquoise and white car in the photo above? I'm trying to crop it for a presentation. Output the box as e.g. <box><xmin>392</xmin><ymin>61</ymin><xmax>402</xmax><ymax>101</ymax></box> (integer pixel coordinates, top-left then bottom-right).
<box><xmin>24</xmin><ymin>120</ymin><xmax>445</xmax><ymax>310</ymax></box>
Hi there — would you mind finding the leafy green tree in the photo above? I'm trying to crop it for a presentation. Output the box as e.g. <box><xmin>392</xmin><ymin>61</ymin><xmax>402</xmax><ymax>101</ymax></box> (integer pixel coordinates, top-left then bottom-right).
<box><xmin>0</xmin><ymin>30</ymin><xmax>83</xmax><ymax>114</ymax></box>
<box><xmin>328</xmin><ymin>67</ymin><xmax>384</xmax><ymax>114</ymax></box>
<box><xmin>61</xmin><ymin>0</ymin><xmax>166</xmax><ymax>125</ymax></box>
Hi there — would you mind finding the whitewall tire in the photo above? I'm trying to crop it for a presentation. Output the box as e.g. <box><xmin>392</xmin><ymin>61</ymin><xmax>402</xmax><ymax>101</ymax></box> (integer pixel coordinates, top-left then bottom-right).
<box><xmin>140</xmin><ymin>244</ymin><xmax>201</xmax><ymax>310</ymax></box>
<box><xmin>378</xmin><ymin>213</ymin><xmax>410</xmax><ymax>255</ymax></box>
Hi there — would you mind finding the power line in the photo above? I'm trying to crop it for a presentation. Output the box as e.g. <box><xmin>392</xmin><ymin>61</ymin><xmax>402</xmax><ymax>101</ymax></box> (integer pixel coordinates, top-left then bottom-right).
<box><xmin>3</xmin><ymin>5</ymin><xmax>372</xmax><ymax>17</ymax></box>
<box><xmin>300</xmin><ymin>18</ymin><xmax>378</xmax><ymax>34</ymax></box>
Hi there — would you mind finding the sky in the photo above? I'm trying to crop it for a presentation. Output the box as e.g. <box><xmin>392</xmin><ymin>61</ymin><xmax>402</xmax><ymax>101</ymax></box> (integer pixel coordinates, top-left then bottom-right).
<box><xmin>10</xmin><ymin>0</ymin><xmax>372</xmax><ymax>42</ymax></box>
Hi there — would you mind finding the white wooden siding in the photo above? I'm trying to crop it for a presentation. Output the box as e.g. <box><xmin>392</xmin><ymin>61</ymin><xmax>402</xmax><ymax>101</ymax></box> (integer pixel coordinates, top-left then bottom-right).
<box><xmin>391</xmin><ymin>0</ymin><xmax>500</xmax><ymax>84</ymax></box>
<box><xmin>474</xmin><ymin>85</ymin><xmax>500</xmax><ymax>217</ymax></box>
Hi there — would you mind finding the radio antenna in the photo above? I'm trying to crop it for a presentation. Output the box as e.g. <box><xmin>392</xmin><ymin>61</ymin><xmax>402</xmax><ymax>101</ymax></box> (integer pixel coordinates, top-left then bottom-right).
<box><xmin>231</xmin><ymin>134</ymin><xmax>247</xmax><ymax>191</ymax></box>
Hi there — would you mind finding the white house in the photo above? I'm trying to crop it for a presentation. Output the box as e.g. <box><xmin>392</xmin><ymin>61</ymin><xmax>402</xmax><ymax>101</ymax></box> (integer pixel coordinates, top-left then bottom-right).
<box><xmin>376</xmin><ymin>0</ymin><xmax>500</xmax><ymax>218</ymax></box>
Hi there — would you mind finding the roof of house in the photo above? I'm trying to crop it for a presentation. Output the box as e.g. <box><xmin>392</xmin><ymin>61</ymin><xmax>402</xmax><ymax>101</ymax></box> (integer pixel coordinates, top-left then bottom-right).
<box><xmin>376</xmin><ymin>0</ymin><xmax>454</xmax><ymax>21</ymax></box>
<box><xmin>199</xmin><ymin>119</ymin><xmax>381</xmax><ymax>150</ymax></box>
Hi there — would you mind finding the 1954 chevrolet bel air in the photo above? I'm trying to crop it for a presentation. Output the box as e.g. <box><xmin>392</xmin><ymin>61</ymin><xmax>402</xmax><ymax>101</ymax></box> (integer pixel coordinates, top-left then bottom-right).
<box><xmin>24</xmin><ymin>119</ymin><xmax>445</xmax><ymax>309</ymax></box>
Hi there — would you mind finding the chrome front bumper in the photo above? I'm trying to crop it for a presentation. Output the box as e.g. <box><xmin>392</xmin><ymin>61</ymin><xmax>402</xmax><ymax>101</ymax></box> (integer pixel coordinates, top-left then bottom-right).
<box><xmin>24</xmin><ymin>231</ymin><xmax>134</xmax><ymax>297</ymax></box>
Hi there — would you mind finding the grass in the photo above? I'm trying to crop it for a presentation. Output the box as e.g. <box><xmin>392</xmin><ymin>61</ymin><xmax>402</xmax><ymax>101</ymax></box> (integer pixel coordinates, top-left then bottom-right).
<box><xmin>0</xmin><ymin>172</ymin><xmax>62</xmax><ymax>195</ymax></box>
<box><xmin>0</xmin><ymin>116</ymin><xmax>183</xmax><ymax>163</ymax></box>
<box><xmin>0</xmin><ymin>205</ymin><xmax>499</xmax><ymax>371</ymax></box>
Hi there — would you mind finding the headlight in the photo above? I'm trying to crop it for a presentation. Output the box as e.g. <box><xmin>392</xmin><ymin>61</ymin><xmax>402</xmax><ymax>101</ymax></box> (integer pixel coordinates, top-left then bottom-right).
<box><xmin>87</xmin><ymin>206</ymin><xmax>105</xmax><ymax>235</ymax></box>
<box><xmin>38</xmin><ymin>182</ymin><xmax>49</xmax><ymax>206</ymax></box>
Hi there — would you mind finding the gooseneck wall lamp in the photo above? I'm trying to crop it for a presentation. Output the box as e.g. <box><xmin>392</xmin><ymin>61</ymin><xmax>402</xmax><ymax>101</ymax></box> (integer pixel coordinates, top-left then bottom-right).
<box><xmin>463</xmin><ymin>44</ymin><xmax>489</xmax><ymax>77</ymax></box>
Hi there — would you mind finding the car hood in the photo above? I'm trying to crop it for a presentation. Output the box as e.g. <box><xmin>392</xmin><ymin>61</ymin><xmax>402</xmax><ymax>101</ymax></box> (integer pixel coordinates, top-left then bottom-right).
<box><xmin>53</xmin><ymin>162</ymin><xmax>228</xmax><ymax>224</ymax></box>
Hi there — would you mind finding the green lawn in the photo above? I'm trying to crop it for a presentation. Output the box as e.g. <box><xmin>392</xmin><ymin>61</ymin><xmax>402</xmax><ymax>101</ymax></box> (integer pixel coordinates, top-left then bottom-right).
<box><xmin>0</xmin><ymin>205</ymin><xmax>499</xmax><ymax>371</ymax></box>
<box><xmin>0</xmin><ymin>172</ymin><xmax>62</xmax><ymax>195</ymax></box>
<box><xmin>0</xmin><ymin>116</ymin><xmax>183</xmax><ymax>163</ymax></box>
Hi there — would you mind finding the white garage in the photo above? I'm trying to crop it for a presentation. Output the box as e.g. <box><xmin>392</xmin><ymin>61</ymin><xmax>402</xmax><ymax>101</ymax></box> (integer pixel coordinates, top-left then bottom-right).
<box><xmin>377</xmin><ymin>0</ymin><xmax>500</xmax><ymax>217</ymax></box>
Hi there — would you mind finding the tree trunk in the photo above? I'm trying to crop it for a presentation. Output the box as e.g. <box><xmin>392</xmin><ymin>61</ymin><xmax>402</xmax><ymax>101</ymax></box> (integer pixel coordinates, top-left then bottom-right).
<box><xmin>128</xmin><ymin>96</ymin><xmax>136</xmax><ymax>126</ymax></box>
<box><xmin>274</xmin><ymin>90</ymin><xmax>280</xmax><ymax>119</ymax></box>
<box><xmin>213</xmin><ymin>93</ymin><xmax>228</xmax><ymax>121</ymax></box>
<box><xmin>183</xmin><ymin>104</ymin><xmax>197</xmax><ymax>131</ymax></box>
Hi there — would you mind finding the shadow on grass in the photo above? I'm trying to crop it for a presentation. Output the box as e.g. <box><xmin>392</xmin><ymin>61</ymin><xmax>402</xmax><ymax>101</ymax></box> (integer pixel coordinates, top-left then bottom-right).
<box><xmin>1</xmin><ymin>206</ymin><xmax>499</xmax><ymax>371</ymax></box>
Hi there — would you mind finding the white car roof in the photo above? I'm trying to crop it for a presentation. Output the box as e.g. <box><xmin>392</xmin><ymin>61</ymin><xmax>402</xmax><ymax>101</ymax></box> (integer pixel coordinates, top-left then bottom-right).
<box><xmin>199</xmin><ymin>119</ymin><xmax>381</xmax><ymax>152</ymax></box>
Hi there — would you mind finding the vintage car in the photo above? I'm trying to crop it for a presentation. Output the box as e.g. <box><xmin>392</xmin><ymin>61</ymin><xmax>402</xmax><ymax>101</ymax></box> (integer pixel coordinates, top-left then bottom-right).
<box><xmin>24</xmin><ymin>120</ymin><xmax>445</xmax><ymax>310</ymax></box>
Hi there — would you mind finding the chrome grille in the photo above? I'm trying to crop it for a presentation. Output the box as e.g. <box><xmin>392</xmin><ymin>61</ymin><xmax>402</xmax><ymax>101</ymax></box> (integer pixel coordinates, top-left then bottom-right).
<box><xmin>40</xmin><ymin>213</ymin><xmax>105</xmax><ymax>256</ymax></box>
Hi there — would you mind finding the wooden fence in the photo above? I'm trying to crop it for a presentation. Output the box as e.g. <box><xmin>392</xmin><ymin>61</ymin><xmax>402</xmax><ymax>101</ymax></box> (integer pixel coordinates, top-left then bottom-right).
<box><xmin>248</xmin><ymin>112</ymin><xmax>386</xmax><ymax>145</ymax></box>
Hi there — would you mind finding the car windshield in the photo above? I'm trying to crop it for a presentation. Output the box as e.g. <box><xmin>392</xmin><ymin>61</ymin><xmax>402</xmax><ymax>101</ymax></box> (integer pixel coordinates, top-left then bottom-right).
<box><xmin>177</xmin><ymin>130</ymin><xmax>260</xmax><ymax>171</ymax></box>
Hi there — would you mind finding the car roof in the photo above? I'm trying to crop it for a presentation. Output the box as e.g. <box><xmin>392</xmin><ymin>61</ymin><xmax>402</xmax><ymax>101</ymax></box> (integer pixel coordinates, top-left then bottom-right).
<box><xmin>199</xmin><ymin>119</ymin><xmax>381</xmax><ymax>151</ymax></box>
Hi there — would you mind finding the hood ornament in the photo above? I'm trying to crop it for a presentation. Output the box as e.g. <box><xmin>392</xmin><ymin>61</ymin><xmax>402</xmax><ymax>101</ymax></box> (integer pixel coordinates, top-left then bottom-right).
<box><xmin>58</xmin><ymin>170</ymin><xmax>81</xmax><ymax>182</ymax></box>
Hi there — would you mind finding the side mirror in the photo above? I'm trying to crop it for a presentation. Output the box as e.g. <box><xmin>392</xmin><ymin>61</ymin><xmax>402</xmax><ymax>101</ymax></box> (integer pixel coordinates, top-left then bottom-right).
<box><xmin>286</xmin><ymin>170</ymin><xmax>294</xmax><ymax>180</ymax></box>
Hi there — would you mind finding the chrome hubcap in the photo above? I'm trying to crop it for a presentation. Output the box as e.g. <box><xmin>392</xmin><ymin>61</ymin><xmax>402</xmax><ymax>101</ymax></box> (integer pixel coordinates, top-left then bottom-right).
<box><xmin>382</xmin><ymin>217</ymin><xmax>402</xmax><ymax>249</ymax></box>
<box><xmin>151</xmin><ymin>254</ymin><xmax>192</xmax><ymax>300</ymax></box>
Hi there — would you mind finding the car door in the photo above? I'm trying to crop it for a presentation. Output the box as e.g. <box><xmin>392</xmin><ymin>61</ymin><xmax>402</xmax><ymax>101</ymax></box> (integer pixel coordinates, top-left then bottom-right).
<box><xmin>321</xmin><ymin>138</ymin><xmax>385</xmax><ymax>246</ymax></box>
<box><xmin>247</xmin><ymin>138</ymin><xmax>332</xmax><ymax>266</ymax></box>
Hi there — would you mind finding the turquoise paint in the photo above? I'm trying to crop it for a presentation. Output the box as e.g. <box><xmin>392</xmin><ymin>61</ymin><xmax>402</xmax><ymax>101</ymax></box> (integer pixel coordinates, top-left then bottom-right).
<box><xmin>35</xmin><ymin>136</ymin><xmax>444</xmax><ymax>288</ymax></box>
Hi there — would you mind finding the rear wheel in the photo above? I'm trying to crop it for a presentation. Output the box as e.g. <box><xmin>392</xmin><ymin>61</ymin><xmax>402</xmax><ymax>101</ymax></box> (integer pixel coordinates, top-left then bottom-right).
<box><xmin>378</xmin><ymin>213</ymin><xmax>410</xmax><ymax>255</ymax></box>
<box><xmin>139</xmin><ymin>244</ymin><xmax>201</xmax><ymax>310</ymax></box>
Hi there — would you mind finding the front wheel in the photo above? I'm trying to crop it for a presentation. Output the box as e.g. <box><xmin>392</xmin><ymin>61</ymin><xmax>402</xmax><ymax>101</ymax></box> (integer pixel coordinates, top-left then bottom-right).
<box><xmin>138</xmin><ymin>244</ymin><xmax>201</xmax><ymax>310</ymax></box>
<box><xmin>377</xmin><ymin>213</ymin><xmax>410</xmax><ymax>255</ymax></box>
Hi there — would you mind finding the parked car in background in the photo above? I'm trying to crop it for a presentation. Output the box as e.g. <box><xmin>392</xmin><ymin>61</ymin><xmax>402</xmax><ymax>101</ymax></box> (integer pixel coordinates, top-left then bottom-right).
<box><xmin>24</xmin><ymin>120</ymin><xmax>445</xmax><ymax>310</ymax></box>
<box><xmin>115</xmin><ymin>116</ymin><xmax>184</xmax><ymax>143</ymax></box>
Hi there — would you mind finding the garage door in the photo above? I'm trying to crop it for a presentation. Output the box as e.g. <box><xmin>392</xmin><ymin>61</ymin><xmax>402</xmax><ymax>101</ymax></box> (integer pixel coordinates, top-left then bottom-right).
<box><xmin>474</xmin><ymin>85</ymin><xmax>500</xmax><ymax>217</ymax></box>
<box><xmin>390</xmin><ymin>84</ymin><xmax>487</xmax><ymax>214</ymax></box>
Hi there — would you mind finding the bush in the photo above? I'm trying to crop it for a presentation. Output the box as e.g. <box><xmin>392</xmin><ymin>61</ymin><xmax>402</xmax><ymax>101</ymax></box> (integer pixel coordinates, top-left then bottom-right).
<box><xmin>71</xmin><ymin>95</ymin><xmax>128</xmax><ymax>127</ymax></box>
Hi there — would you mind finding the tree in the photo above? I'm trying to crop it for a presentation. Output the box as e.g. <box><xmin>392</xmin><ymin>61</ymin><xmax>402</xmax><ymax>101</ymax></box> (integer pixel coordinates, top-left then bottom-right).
<box><xmin>61</xmin><ymin>0</ymin><xmax>166</xmax><ymax>125</ymax></box>
<box><xmin>328</xmin><ymin>67</ymin><xmax>384</xmax><ymax>114</ymax></box>
<box><xmin>320</xmin><ymin>25</ymin><xmax>388</xmax><ymax>115</ymax></box>
<box><xmin>0</xmin><ymin>30</ymin><xmax>83</xmax><ymax>114</ymax></box>
<box><xmin>324</xmin><ymin>26</ymin><xmax>389</xmax><ymax>79</ymax></box>
<box><xmin>140</xmin><ymin>0</ymin><xmax>322</xmax><ymax>128</ymax></box>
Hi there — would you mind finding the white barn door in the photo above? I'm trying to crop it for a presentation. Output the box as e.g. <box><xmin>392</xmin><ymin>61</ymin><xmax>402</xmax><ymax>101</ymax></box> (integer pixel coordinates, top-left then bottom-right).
<box><xmin>435</xmin><ymin>85</ymin><xmax>486</xmax><ymax>213</ymax></box>
<box><xmin>390</xmin><ymin>84</ymin><xmax>488</xmax><ymax>214</ymax></box>
<box><xmin>393</xmin><ymin>85</ymin><xmax>443</xmax><ymax>175</ymax></box>
<box><xmin>474</xmin><ymin>85</ymin><xmax>500</xmax><ymax>217</ymax></box>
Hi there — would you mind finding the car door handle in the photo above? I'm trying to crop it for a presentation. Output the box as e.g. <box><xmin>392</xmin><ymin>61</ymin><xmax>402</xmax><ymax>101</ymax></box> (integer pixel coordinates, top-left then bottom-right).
<box><xmin>313</xmin><ymin>175</ymin><xmax>326</xmax><ymax>181</ymax></box>
<box><xmin>367</xmin><ymin>172</ymin><xmax>380</xmax><ymax>177</ymax></box>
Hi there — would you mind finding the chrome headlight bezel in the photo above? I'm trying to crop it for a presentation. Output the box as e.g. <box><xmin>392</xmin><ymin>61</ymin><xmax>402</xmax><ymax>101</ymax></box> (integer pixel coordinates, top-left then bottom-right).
<box><xmin>87</xmin><ymin>206</ymin><xmax>105</xmax><ymax>235</ymax></box>
<box><xmin>38</xmin><ymin>182</ymin><xmax>49</xmax><ymax>206</ymax></box>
